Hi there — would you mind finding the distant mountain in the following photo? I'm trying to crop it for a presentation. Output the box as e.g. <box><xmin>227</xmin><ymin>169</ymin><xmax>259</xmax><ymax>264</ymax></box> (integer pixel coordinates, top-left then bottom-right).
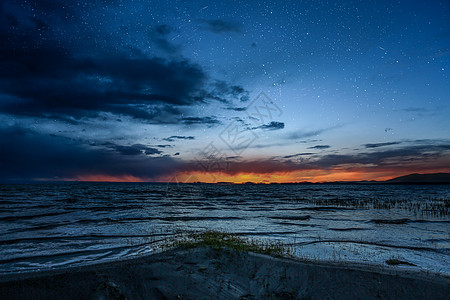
<box><xmin>385</xmin><ymin>173</ymin><xmax>450</xmax><ymax>184</ymax></box>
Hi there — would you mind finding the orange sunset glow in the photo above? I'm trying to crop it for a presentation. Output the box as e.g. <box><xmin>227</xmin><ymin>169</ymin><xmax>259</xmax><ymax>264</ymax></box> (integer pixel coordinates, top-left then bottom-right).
<box><xmin>75</xmin><ymin>174</ymin><xmax>145</xmax><ymax>182</ymax></box>
<box><xmin>72</xmin><ymin>166</ymin><xmax>450</xmax><ymax>184</ymax></box>
<box><xmin>169</xmin><ymin>170</ymin><xmax>442</xmax><ymax>183</ymax></box>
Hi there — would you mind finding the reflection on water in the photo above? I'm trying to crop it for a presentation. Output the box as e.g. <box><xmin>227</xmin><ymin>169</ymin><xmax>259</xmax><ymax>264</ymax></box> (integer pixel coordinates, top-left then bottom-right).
<box><xmin>0</xmin><ymin>183</ymin><xmax>448</xmax><ymax>274</ymax></box>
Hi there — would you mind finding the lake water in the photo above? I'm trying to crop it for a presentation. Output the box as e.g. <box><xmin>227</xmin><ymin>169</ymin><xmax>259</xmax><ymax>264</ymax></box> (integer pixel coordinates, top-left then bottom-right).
<box><xmin>0</xmin><ymin>183</ymin><xmax>448</xmax><ymax>275</ymax></box>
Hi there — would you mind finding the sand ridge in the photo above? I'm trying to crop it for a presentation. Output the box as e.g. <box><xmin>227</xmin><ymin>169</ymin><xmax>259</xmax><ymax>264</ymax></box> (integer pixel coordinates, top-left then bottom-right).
<box><xmin>0</xmin><ymin>247</ymin><xmax>448</xmax><ymax>299</ymax></box>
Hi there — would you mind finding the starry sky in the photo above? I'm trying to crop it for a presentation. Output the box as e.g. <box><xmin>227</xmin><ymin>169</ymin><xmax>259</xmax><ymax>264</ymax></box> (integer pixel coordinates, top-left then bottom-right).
<box><xmin>0</xmin><ymin>0</ymin><xmax>449</xmax><ymax>183</ymax></box>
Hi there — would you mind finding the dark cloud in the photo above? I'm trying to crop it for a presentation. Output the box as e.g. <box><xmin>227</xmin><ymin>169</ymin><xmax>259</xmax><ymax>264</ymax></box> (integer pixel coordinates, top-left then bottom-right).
<box><xmin>253</xmin><ymin>121</ymin><xmax>285</xmax><ymax>130</ymax></box>
<box><xmin>225</xmin><ymin>107</ymin><xmax>247</xmax><ymax>112</ymax></box>
<box><xmin>149</xmin><ymin>24</ymin><xmax>181</xmax><ymax>54</ymax></box>
<box><xmin>206</xmin><ymin>81</ymin><xmax>250</xmax><ymax>103</ymax></box>
<box><xmin>310</xmin><ymin>143</ymin><xmax>450</xmax><ymax>169</ymax></box>
<box><xmin>0</xmin><ymin>50</ymin><xmax>208</xmax><ymax>118</ymax></box>
<box><xmin>226</xmin><ymin>156</ymin><xmax>241</xmax><ymax>160</ymax></box>
<box><xmin>195</xmin><ymin>139</ymin><xmax>447</xmax><ymax>172</ymax></box>
<box><xmin>184</xmin><ymin>141</ymin><xmax>450</xmax><ymax>175</ymax></box>
<box><xmin>408</xmin><ymin>139</ymin><xmax>449</xmax><ymax>145</ymax></box>
<box><xmin>179</xmin><ymin>116</ymin><xmax>220</xmax><ymax>126</ymax></box>
<box><xmin>0</xmin><ymin>19</ymin><xmax>208</xmax><ymax>119</ymax></box>
<box><xmin>0</xmin><ymin>126</ymin><xmax>178</xmax><ymax>181</ymax></box>
<box><xmin>395</xmin><ymin>107</ymin><xmax>428</xmax><ymax>113</ymax></box>
<box><xmin>163</xmin><ymin>136</ymin><xmax>195</xmax><ymax>142</ymax></box>
<box><xmin>308</xmin><ymin>145</ymin><xmax>331</xmax><ymax>150</ymax></box>
<box><xmin>200</xmin><ymin>19</ymin><xmax>243</xmax><ymax>33</ymax></box>
<box><xmin>392</xmin><ymin>106</ymin><xmax>441</xmax><ymax>119</ymax></box>
<box><xmin>0</xmin><ymin>3</ymin><xmax>249</xmax><ymax>123</ymax></box>
<box><xmin>283</xmin><ymin>153</ymin><xmax>314</xmax><ymax>159</ymax></box>
<box><xmin>286</xmin><ymin>124</ymin><xmax>344</xmax><ymax>139</ymax></box>
<box><xmin>296</xmin><ymin>139</ymin><xmax>321</xmax><ymax>144</ymax></box>
<box><xmin>102</xmin><ymin>142</ymin><xmax>162</xmax><ymax>156</ymax></box>
<box><xmin>364</xmin><ymin>141</ymin><xmax>402</xmax><ymax>148</ymax></box>
<box><xmin>1</xmin><ymin>126</ymin><xmax>448</xmax><ymax>181</ymax></box>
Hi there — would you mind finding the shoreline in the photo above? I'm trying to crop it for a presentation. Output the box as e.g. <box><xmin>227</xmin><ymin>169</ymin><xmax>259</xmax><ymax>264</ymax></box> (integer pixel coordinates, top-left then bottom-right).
<box><xmin>1</xmin><ymin>247</ymin><xmax>448</xmax><ymax>299</ymax></box>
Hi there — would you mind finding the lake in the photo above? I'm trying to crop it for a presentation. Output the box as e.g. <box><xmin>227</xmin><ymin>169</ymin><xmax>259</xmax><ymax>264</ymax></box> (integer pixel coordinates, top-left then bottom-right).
<box><xmin>0</xmin><ymin>183</ymin><xmax>448</xmax><ymax>275</ymax></box>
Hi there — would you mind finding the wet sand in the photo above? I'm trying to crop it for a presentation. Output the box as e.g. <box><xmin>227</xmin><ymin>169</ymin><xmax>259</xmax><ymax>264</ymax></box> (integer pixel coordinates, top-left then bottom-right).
<box><xmin>0</xmin><ymin>247</ymin><xmax>448</xmax><ymax>299</ymax></box>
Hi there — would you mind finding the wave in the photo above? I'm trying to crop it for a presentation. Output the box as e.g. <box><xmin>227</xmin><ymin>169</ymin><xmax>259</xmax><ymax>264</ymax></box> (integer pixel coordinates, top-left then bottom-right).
<box><xmin>329</xmin><ymin>227</ymin><xmax>368</xmax><ymax>231</ymax></box>
<box><xmin>269</xmin><ymin>215</ymin><xmax>311</xmax><ymax>221</ymax></box>
<box><xmin>371</xmin><ymin>218</ymin><xmax>409</xmax><ymax>225</ymax></box>
<box><xmin>293</xmin><ymin>206</ymin><xmax>356</xmax><ymax>211</ymax></box>
<box><xmin>0</xmin><ymin>233</ymin><xmax>175</xmax><ymax>246</ymax></box>
<box><xmin>160</xmin><ymin>216</ymin><xmax>242</xmax><ymax>222</ymax></box>
<box><xmin>290</xmin><ymin>240</ymin><xmax>449</xmax><ymax>254</ymax></box>
<box><xmin>0</xmin><ymin>211</ymin><xmax>70</xmax><ymax>222</ymax></box>
<box><xmin>0</xmin><ymin>239</ymin><xmax>163</xmax><ymax>265</ymax></box>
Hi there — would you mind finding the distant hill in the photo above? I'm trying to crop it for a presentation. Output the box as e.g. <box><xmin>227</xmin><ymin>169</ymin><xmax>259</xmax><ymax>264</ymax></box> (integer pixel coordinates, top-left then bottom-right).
<box><xmin>385</xmin><ymin>173</ymin><xmax>450</xmax><ymax>184</ymax></box>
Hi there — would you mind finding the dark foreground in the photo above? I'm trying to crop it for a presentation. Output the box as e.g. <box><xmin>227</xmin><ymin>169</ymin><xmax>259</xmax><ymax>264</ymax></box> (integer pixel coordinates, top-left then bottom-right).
<box><xmin>0</xmin><ymin>247</ymin><xmax>448</xmax><ymax>300</ymax></box>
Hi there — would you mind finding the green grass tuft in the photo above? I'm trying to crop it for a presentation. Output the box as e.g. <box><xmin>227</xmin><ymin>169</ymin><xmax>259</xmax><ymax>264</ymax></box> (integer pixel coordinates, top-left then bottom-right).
<box><xmin>161</xmin><ymin>230</ymin><xmax>293</xmax><ymax>257</ymax></box>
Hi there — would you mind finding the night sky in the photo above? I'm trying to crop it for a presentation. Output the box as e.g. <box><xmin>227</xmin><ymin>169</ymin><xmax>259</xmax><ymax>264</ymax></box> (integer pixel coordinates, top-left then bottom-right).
<box><xmin>1</xmin><ymin>0</ymin><xmax>449</xmax><ymax>182</ymax></box>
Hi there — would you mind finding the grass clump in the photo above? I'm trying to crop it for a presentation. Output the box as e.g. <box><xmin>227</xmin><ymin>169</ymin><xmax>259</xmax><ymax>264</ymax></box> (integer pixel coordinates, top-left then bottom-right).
<box><xmin>163</xmin><ymin>230</ymin><xmax>292</xmax><ymax>258</ymax></box>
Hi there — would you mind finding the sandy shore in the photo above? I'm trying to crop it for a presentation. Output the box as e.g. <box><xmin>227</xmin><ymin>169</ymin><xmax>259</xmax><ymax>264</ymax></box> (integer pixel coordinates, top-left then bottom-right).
<box><xmin>0</xmin><ymin>247</ymin><xmax>448</xmax><ymax>299</ymax></box>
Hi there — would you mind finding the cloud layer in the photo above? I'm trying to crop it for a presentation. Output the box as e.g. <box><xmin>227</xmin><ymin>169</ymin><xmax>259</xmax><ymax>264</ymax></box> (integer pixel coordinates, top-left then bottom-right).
<box><xmin>0</xmin><ymin>2</ymin><xmax>248</xmax><ymax>124</ymax></box>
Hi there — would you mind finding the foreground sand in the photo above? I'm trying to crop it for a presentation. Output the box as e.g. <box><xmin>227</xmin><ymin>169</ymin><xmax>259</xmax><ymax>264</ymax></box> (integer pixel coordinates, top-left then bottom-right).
<box><xmin>0</xmin><ymin>247</ymin><xmax>448</xmax><ymax>299</ymax></box>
